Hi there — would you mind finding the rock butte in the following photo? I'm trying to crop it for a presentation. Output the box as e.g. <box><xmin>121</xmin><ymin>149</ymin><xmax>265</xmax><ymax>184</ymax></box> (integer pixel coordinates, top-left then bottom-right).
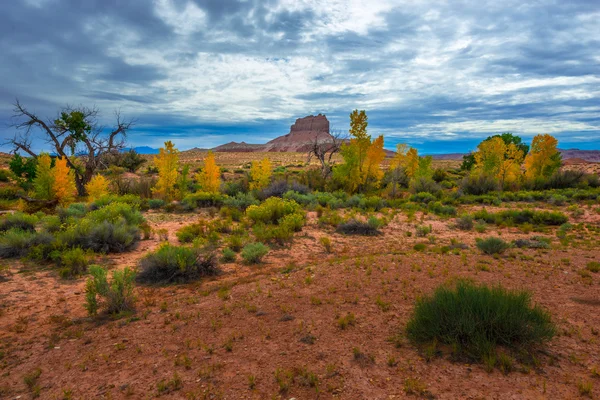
<box><xmin>213</xmin><ymin>114</ymin><xmax>334</xmax><ymax>153</ymax></box>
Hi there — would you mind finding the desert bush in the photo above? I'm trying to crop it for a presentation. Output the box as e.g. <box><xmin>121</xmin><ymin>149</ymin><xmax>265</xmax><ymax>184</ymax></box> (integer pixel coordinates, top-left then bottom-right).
<box><xmin>148</xmin><ymin>199</ymin><xmax>165</xmax><ymax>209</ymax></box>
<box><xmin>0</xmin><ymin>186</ymin><xmax>19</xmax><ymax>200</ymax></box>
<box><xmin>586</xmin><ymin>262</ymin><xmax>599</xmax><ymax>273</ymax></box>
<box><xmin>62</xmin><ymin>219</ymin><xmax>140</xmax><ymax>253</ymax></box>
<box><xmin>406</xmin><ymin>280</ymin><xmax>555</xmax><ymax>363</ymax></box>
<box><xmin>182</xmin><ymin>192</ymin><xmax>224</xmax><ymax>209</ymax></box>
<box><xmin>55</xmin><ymin>247</ymin><xmax>91</xmax><ymax>278</ymax></box>
<box><xmin>460</xmin><ymin>173</ymin><xmax>499</xmax><ymax>195</ymax></box>
<box><xmin>176</xmin><ymin>221</ymin><xmax>207</xmax><ymax>243</ymax></box>
<box><xmin>0</xmin><ymin>229</ymin><xmax>53</xmax><ymax>258</ymax></box>
<box><xmin>227</xmin><ymin>235</ymin><xmax>244</xmax><ymax>252</ymax></box>
<box><xmin>0</xmin><ymin>212</ymin><xmax>37</xmax><ymax>233</ymax></box>
<box><xmin>513</xmin><ymin>237</ymin><xmax>550</xmax><ymax>249</ymax></box>
<box><xmin>252</xmin><ymin>223</ymin><xmax>294</xmax><ymax>245</ymax></box>
<box><xmin>246</xmin><ymin>197</ymin><xmax>303</xmax><ymax>225</ymax></box>
<box><xmin>91</xmin><ymin>194</ymin><xmax>144</xmax><ymax>210</ymax></box>
<box><xmin>415</xmin><ymin>224</ymin><xmax>432</xmax><ymax>237</ymax></box>
<box><xmin>544</xmin><ymin>170</ymin><xmax>586</xmax><ymax>189</ymax></box>
<box><xmin>57</xmin><ymin>203</ymin><xmax>88</xmax><ymax>220</ymax></box>
<box><xmin>428</xmin><ymin>201</ymin><xmax>457</xmax><ymax>216</ymax></box>
<box><xmin>473</xmin><ymin>209</ymin><xmax>568</xmax><ymax>226</ymax></box>
<box><xmin>219</xmin><ymin>206</ymin><xmax>243</xmax><ymax>222</ymax></box>
<box><xmin>476</xmin><ymin>237</ymin><xmax>510</xmax><ymax>254</ymax></box>
<box><xmin>137</xmin><ymin>244</ymin><xmax>219</xmax><ymax>284</ymax></box>
<box><xmin>336</xmin><ymin>219</ymin><xmax>381</xmax><ymax>236</ymax></box>
<box><xmin>221</xmin><ymin>247</ymin><xmax>236</xmax><ymax>263</ymax></box>
<box><xmin>432</xmin><ymin>168</ymin><xmax>447</xmax><ymax>183</ymax></box>
<box><xmin>241</xmin><ymin>242</ymin><xmax>269</xmax><ymax>264</ymax></box>
<box><xmin>455</xmin><ymin>215</ymin><xmax>473</xmax><ymax>231</ymax></box>
<box><xmin>410</xmin><ymin>178</ymin><xmax>442</xmax><ymax>195</ymax></box>
<box><xmin>85</xmin><ymin>265</ymin><xmax>136</xmax><ymax>315</ymax></box>
<box><xmin>40</xmin><ymin>215</ymin><xmax>62</xmax><ymax>233</ymax></box>
<box><xmin>259</xmin><ymin>180</ymin><xmax>309</xmax><ymax>200</ymax></box>
<box><xmin>409</xmin><ymin>192</ymin><xmax>436</xmax><ymax>205</ymax></box>
<box><xmin>222</xmin><ymin>192</ymin><xmax>258</xmax><ymax>210</ymax></box>
<box><xmin>320</xmin><ymin>236</ymin><xmax>333</xmax><ymax>253</ymax></box>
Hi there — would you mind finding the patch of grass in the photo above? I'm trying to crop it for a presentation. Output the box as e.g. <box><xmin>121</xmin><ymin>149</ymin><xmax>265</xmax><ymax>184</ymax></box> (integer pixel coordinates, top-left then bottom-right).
<box><xmin>156</xmin><ymin>372</ymin><xmax>183</xmax><ymax>394</ymax></box>
<box><xmin>241</xmin><ymin>242</ymin><xmax>269</xmax><ymax>264</ymax></box>
<box><xmin>337</xmin><ymin>312</ymin><xmax>356</xmax><ymax>330</ymax></box>
<box><xmin>406</xmin><ymin>280</ymin><xmax>556</xmax><ymax>365</ymax></box>
<box><xmin>586</xmin><ymin>261</ymin><xmax>600</xmax><ymax>273</ymax></box>
<box><xmin>476</xmin><ymin>237</ymin><xmax>510</xmax><ymax>255</ymax></box>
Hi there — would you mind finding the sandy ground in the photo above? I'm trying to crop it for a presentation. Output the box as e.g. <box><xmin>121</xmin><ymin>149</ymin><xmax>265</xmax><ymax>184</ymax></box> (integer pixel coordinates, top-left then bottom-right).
<box><xmin>0</xmin><ymin>207</ymin><xmax>599</xmax><ymax>399</ymax></box>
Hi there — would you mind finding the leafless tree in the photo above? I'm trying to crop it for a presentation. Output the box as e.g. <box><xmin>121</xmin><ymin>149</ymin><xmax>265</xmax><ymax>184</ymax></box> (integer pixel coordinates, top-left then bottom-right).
<box><xmin>306</xmin><ymin>128</ymin><xmax>347</xmax><ymax>178</ymax></box>
<box><xmin>7</xmin><ymin>99</ymin><xmax>134</xmax><ymax>196</ymax></box>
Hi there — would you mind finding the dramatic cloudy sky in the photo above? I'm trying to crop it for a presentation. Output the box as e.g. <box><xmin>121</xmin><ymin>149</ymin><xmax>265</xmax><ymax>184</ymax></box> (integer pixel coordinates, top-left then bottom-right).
<box><xmin>1</xmin><ymin>0</ymin><xmax>599</xmax><ymax>153</ymax></box>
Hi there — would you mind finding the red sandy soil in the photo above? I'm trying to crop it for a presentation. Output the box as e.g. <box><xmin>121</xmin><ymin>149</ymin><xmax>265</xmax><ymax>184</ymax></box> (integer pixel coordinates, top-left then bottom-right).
<box><xmin>1</xmin><ymin>208</ymin><xmax>599</xmax><ymax>399</ymax></box>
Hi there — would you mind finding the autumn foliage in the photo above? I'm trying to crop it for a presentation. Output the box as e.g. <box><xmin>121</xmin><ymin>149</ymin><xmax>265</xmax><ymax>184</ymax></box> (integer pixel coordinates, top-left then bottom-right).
<box><xmin>524</xmin><ymin>134</ymin><xmax>562</xmax><ymax>180</ymax></box>
<box><xmin>197</xmin><ymin>151</ymin><xmax>221</xmax><ymax>193</ymax></box>
<box><xmin>335</xmin><ymin>110</ymin><xmax>386</xmax><ymax>192</ymax></box>
<box><xmin>85</xmin><ymin>174</ymin><xmax>110</xmax><ymax>201</ymax></box>
<box><xmin>53</xmin><ymin>157</ymin><xmax>77</xmax><ymax>205</ymax></box>
<box><xmin>249</xmin><ymin>157</ymin><xmax>272</xmax><ymax>190</ymax></box>
<box><xmin>153</xmin><ymin>141</ymin><xmax>180</xmax><ymax>201</ymax></box>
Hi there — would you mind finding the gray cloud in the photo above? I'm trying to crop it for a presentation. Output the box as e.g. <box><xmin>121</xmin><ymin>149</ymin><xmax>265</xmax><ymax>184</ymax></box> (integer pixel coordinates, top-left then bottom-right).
<box><xmin>0</xmin><ymin>0</ymin><xmax>598</xmax><ymax>153</ymax></box>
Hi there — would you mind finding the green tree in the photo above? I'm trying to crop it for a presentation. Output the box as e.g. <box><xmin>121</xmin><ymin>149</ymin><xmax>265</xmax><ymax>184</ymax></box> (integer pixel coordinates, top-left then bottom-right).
<box><xmin>33</xmin><ymin>153</ymin><xmax>55</xmax><ymax>201</ymax></box>
<box><xmin>9</xmin><ymin>154</ymin><xmax>37</xmax><ymax>187</ymax></box>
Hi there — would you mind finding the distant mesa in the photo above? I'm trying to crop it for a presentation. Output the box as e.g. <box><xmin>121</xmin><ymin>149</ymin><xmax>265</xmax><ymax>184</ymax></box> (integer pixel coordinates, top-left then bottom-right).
<box><xmin>213</xmin><ymin>114</ymin><xmax>333</xmax><ymax>153</ymax></box>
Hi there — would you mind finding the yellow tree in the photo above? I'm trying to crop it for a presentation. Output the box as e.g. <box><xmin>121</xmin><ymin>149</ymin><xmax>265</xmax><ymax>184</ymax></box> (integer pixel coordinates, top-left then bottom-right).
<box><xmin>53</xmin><ymin>157</ymin><xmax>77</xmax><ymax>205</ymax></box>
<box><xmin>85</xmin><ymin>174</ymin><xmax>109</xmax><ymax>201</ymax></box>
<box><xmin>405</xmin><ymin>148</ymin><xmax>420</xmax><ymax>178</ymax></box>
<box><xmin>524</xmin><ymin>134</ymin><xmax>562</xmax><ymax>179</ymax></box>
<box><xmin>33</xmin><ymin>153</ymin><xmax>55</xmax><ymax>201</ymax></box>
<box><xmin>249</xmin><ymin>157</ymin><xmax>272</xmax><ymax>190</ymax></box>
<box><xmin>390</xmin><ymin>143</ymin><xmax>408</xmax><ymax>170</ymax></box>
<box><xmin>153</xmin><ymin>141</ymin><xmax>179</xmax><ymax>201</ymax></box>
<box><xmin>197</xmin><ymin>151</ymin><xmax>221</xmax><ymax>193</ymax></box>
<box><xmin>334</xmin><ymin>110</ymin><xmax>386</xmax><ymax>192</ymax></box>
<box><xmin>363</xmin><ymin>135</ymin><xmax>385</xmax><ymax>186</ymax></box>
<box><xmin>473</xmin><ymin>135</ymin><xmax>525</xmax><ymax>187</ymax></box>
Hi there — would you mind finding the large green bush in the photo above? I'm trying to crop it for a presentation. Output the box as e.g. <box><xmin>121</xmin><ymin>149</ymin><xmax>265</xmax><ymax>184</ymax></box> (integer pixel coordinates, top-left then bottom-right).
<box><xmin>246</xmin><ymin>197</ymin><xmax>303</xmax><ymax>225</ymax></box>
<box><xmin>0</xmin><ymin>212</ymin><xmax>37</xmax><ymax>233</ymax></box>
<box><xmin>406</xmin><ymin>280</ymin><xmax>555</xmax><ymax>364</ymax></box>
<box><xmin>476</xmin><ymin>237</ymin><xmax>510</xmax><ymax>255</ymax></box>
<box><xmin>241</xmin><ymin>242</ymin><xmax>269</xmax><ymax>264</ymax></box>
<box><xmin>137</xmin><ymin>244</ymin><xmax>219</xmax><ymax>284</ymax></box>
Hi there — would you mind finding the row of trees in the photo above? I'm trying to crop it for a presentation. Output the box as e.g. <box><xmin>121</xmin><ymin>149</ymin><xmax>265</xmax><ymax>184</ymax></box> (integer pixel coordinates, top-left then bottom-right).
<box><xmin>7</xmin><ymin>101</ymin><xmax>566</xmax><ymax>204</ymax></box>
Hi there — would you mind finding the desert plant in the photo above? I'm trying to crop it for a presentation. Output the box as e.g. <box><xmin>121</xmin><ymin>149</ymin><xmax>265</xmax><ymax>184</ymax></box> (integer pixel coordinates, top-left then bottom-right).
<box><xmin>0</xmin><ymin>229</ymin><xmax>53</xmax><ymax>258</ymax></box>
<box><xmin>221</xmin><ymin>247</ymin><xmax>236</xmax><ymax>263</ymax></box>
<box><xmin>137</xmin><ymin>244</ymin><xmax>219</xmax><ymax>284</ymax></box>
<box><xmin>476</xmin><ymin>237</ymin><xmax>510</xmax><ymax>255</ymax></box>
<box><xmin>455</xmin><ymin>214</ymin><xmax>473</xmax><ymax>231</ymax></box>
<box><xmin>406</xmin><ymin>280</ymin><xmax>555</xmax><ymax>363</ymax></box>
<box><xmin>246</xmin><ymin>197</ymin><xmax>303</xmax><ymax>225</ymax></box>
<box><xmin>0</xmin><ymin>212</ymin><xmax>37</xmax><ymax>233</ymax></box>
<box><xmin>241</xmin><ymin>242</ymin><xmax>269</xmax><ymax>264</ymax></box>
<box><xmin>320</xmin><ymin>236</ymin><xmax>333</xmax><ymax>253</ymax></box>
<box><xmin>176</xmin><ymin>221</ymin><xmax>207</xmax><ymax>243</ymax></box>
<box><xmin>85</xmin><ymin>265</ymin><xmax>136</xmax><ymax>315</ymax></box>
<box><xmin>336</xmin><ymin>219</ymin><xmax>381</xmax><ymax>236</ymax></box>
<box><xmin>56</xmin><ymin>247</ymin><xmax>91</xmax><ymax>278</ymax></box>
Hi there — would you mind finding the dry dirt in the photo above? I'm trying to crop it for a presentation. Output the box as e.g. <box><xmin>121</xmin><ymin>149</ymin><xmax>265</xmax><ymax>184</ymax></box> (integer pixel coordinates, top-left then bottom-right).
<box><xmin>1</xmin><ymin>207</ymin><xmax>599</xmax><ymax>399</ymax></box>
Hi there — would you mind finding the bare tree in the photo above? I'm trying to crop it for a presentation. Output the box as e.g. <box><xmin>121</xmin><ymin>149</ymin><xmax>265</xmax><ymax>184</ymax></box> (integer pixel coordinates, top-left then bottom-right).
<box><xmin>306</xmin><ymin>128</ymin><xmax>347</xmax><ymax>178</ymax></box>
<box><xmin>7</xmin><ymin>99</ymin><xmax>134</xmax><ymax>196</ymax></box>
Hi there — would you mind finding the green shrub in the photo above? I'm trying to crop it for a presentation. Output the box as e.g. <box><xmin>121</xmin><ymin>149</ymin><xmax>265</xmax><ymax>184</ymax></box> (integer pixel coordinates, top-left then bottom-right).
<box><xmin>460</xmin><ymin>173</ymin><xmax>498</xmax><ymax>195</ymax></box>
<box><xmin>0</xmin><ymin>212</ymin><xmax>37</xmax><ymax>233</ymax></box>
<box><xmin>182</xmin><ymin>192</ymin><xmax>224</xmax><ymax>209</ymax></box>
<box><xmin>586</xmin><ymin>262</ymin><xmax>600</xmax><ymax>273</ymax></box>
<box><xmin>58</xmin><ymin>203</ymin><xmax>87</xmax><ymax>220</ymax></box>
<box><xmin>62</xmin><ymin>220</ymin><xmax>140</xmax><ymax>253</ymax></box>
<box><xmin>222</xmin><ymin>193</ymin><xmax>258</xmax><ymax>210</ymax></box>
<box><xmin>85</xmin><ymin>265</ymin><xmax>136</xmax><ymax>315</ymax></box>
<box><xmin>227</xmin><ymin>235</ymin><xmax>244</xmax><ymax>252</ymax></box>
<box><xmin>0</xmin><ymin>229</ymin><xmax>53</xmax><ymax>258</ymax></box>
<box><xmin>0</xmin><ymin>186</ymin><xmax>20</xmax><ymax>200</ymax></box>
<box><xmin>455</xmin><ymin>215</ymin><xmax>473</xmax><ymax>231</ymax></box>
<box><xmin>473</xmin><ymin>209</ymin><xmax>567</xmax><ymax>226</ymax></box>
<box><xmin>148</xmin><ymin>199</ymin><xmax>165</xmax><ymax>209</ymax></box>
<box><xmin>221</xmin><ymin>248</ymin><xmax>236</xmax><ymax>263</ymax></box>
<box><xmin>241</xmin><ymin>242</ymin><xmax>269</xmax><ymax>264</ymax></box>
<box><xmin>413</xmin><ymin>243</ymin><xmax>427</xmax><ymax>252</ymax></box>
<box><xmin>176</xmin><ymin>221</ymin><xmax>207</xmax><ymax>243</ymax></box>
<box><xmin>336</xmin><ymin>219</ymin><xmax>381</xmax><ymax>236</ymax></box>
<box><xmin>513</xmin><ymin>238</ymin><xmax>550</xmax><ymax>249</ymax></box>
<box><xmin>252</xmin><ymin>223</ymin><xmax>294</xmax><ymax>244</ymax></box>
<box><xmin>246</xmin><ymin>198</ymin><xmax>303</xmax><ymax>225</ymax></box>
<box><xmin>56</xmin><ymin>247</ymin><xmax>91</xmax><ymax>278</ymax></box>
<box><xmin>137</xmin><ymin>244</ymin><xmax>219</xmax><ymax>284</ymax></box>
<box><xmin>91</xmin><ymin>194</ymin><xmax>144</xmax><ymax>210</ymax></box>
<box><xmin>415</xmin><ymin>224</ymin><xmax>432</xmax><ymax>237</ymax></box>
<box><xmin>409</xmin><ymin>192</ymin><xmax>437</xmax><ymax>204</ymax></box>
<box><xmin>410</xmin><ymin>178</ymin><xmax>441</xmax><ymax>195</ymax></box>
<box><xmin>406</xmin><ymin>280</ymin><xmax>555</xmax><ymax>363</ymax></box>
<box><xmin>428</xmin><ymin>201</ymin><xmax>457</xmax><ymax>216</ymax></box>
<box><xmin>476</xmin><ymin>237</ymin><xmax>510</xmax><ymax>255</ymax></box>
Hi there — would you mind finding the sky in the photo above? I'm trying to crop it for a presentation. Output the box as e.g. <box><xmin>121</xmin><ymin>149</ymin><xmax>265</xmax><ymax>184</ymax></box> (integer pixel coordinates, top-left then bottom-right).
<box><xmin>0</xmin><ymin>0</ymin><xmax>599</xmax><ymax>154</ymax></box>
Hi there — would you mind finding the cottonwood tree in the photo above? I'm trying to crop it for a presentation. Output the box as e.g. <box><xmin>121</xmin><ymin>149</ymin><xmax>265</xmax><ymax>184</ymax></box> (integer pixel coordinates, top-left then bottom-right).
<box><xmin>249</xmin><ymin>157</ymin><xmax>272</xmax><ymax>190</ymax></box>
<box><xmin>524</xmin><ymin>134</ymin><xmax>562</xmax><ymax>179</ymax></box>
<box><xmin>306</xmin><ymin>129</ymin><xmax>346</xmax><ymax>178</ymax></box>
<box><xmin>7</xmin><ymin>100</ymin><xmax>133</xmax><ymax>196</ymax></box>
<box><xmin>153</xmin><ymin>141</ymin><xmax>179</xmax><ymax>202</ymax></box>
<box><xmin>197</xmin><ymin>151</ymin><xmax>221</xmax><ymax>193</ymax></box>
